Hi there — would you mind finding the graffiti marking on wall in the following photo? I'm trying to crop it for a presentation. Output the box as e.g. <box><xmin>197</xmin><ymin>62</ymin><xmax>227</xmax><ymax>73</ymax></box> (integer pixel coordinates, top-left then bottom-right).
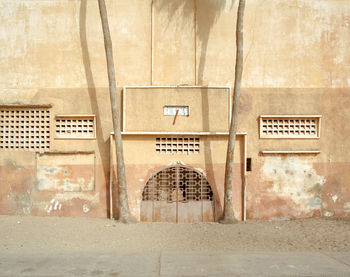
<box><xmin>45</xmin><ymin>198</ymin><xmax>62</xmax><ymax>214</ymax></box>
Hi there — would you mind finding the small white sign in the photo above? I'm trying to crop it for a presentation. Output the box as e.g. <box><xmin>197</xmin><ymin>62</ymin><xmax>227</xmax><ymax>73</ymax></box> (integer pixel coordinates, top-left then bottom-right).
<box><xmin>163</xmin><ymin>106</ymin><xmax>189</xmax><ymax>116</ymax></box>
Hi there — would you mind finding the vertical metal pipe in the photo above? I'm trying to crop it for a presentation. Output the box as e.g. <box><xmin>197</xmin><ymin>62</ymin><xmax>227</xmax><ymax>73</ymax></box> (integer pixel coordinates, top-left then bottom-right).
<box><xmin>109</xmin><ymin>134</ymin><xmax>113</xmax><ymax>219</ymax></box>
<box><xmin>201</xmin><ymin>175</ymin><xmax>203</xmax><ymax>222</ymax></box>
<box><xmin>152</xmin><ymin>176</ymin><xmax>155</xmax><ymax>222</ymax></box>
<box><xmin>175</xmin><ymin>165</ymin><xmax>179</xmax><ymax>223</ymax></box>
<box><xmin>243</xmin><ymin>134</ymin><xmax>247</xmax><ymax>221</ymax></box>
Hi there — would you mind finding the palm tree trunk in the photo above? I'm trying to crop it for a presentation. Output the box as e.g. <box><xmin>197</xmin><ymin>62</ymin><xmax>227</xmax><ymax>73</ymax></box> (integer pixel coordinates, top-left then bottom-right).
<box><xmin>97</xmin><ymin>0</ymin><xmax>136</xmax><ymax>223</ymax></box>
<box><xmin>220</xmin><ymin>0</ymin><xmax>246</xmax><ymax>224</ymax></box>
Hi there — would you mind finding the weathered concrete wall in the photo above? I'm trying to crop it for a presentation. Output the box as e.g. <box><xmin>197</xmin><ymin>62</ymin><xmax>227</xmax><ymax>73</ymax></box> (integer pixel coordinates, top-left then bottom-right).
<box><xmin>241</xmin><ymin>89</ymin><xmax>350</xmax><ymax>219</ymax></box>
<box><xmin>0</xmin><ymin>152</ymin><xmax>34</xmax><ymax>215</ymax></box>
<box><xmin>0</xmin><ymin>0</ymin><xmax>349</xmax><ymax>220</ymax></box>
<box><xmin>1</xmin><ymin>0</ymin><xmax>348</xmax><ymax>88</ymax></box>
<box><xmin>123</xmin><ymin>87</ymin><xmax>230</xmax><ymax>132</ymax></box>
<box><xmin>0</xmin><ymin>89</ymin><xmax>112</xmax><ymax>217</ymax></box>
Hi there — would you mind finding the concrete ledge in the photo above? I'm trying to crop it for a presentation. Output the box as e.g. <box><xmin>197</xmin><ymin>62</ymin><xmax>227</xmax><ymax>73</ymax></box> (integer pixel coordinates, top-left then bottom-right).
<box><xmin>36</xmin><ymin>150</ymin><xmax>95</xmax><ymax>156</ymax></box>
<box><xmin>114</xmin><ymin>131</ymin><xmax>247</xmax><ymax>136</ymax></box>
<box><xmin>261</xmin><ymin>150</ymin><xmax>321</xmax><ymax>155</ymax></box>
<box><xmin>0</xmin><ymin>104</ymin><xmax>52</xmax><ymax>108</ymax></box>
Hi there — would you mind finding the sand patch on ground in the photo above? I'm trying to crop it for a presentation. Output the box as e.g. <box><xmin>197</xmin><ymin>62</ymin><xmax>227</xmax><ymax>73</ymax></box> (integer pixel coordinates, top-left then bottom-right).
<box><xmin>0</xmin><ymin>215</ymin><xmax>349</xmax><ymax>255</ymax></box>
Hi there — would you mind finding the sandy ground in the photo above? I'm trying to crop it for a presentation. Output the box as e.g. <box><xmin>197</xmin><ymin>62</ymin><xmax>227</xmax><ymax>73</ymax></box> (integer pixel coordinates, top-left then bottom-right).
<box><xmin>0</xmin><ymin>215</ymin><xmax>349</xmax><ymax>255</ymax></box>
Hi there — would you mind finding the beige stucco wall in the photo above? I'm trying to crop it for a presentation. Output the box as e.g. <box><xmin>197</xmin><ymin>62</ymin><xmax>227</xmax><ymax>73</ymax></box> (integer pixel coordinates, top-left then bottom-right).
<box><xmin>1</xmin><ymin>0</ymin><xmax>349</xmax><ymax>88</ymax></box>
<box><xmin>123</xmin><ymin>87</ymin><xmax>230</xmax><ymax>132</ymax></box>
<box><xmin>0</xmin><ymin>0</ymin><xmax>349</xmax><ymax>220</ymax></box>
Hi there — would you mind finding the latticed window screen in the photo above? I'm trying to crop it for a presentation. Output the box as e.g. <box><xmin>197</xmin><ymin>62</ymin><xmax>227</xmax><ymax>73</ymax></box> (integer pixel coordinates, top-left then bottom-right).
<box><xmin>0</xmin><ymin>108</ymin><xmax>50</xmax><ymax>151</ymax></box>
<box><xmin>142</xmin><ymin>166</ymin><xmax>213</xmax><ymax>202</ymax></box>
<box><xmin>55</xmin><ymin>115</ymin><xmax>95</xmax><ymax>139</ymax></box>
<box><xmin>156</xmin><ymin>137</ymin><xmax>200</xmax><ymax>154</ymax></box>
<box><xmin>260</xmin><ymin>116</ymin><xmax>321</xmax><ymax>138</ymax></box>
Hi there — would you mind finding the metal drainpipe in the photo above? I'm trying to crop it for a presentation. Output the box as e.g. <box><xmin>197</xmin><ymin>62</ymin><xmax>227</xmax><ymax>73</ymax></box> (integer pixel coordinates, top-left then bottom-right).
<box><xmin>243</xmin><ymin>134</ymin><xmax>247</xmax><ymax>221</ymax></box>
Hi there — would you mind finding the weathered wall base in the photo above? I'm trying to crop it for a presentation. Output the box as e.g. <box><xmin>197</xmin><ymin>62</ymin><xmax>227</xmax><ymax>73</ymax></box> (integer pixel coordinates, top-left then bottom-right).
<box><xmin>246</xmin><ymin>157</ymin><xmax>350</xmax><ymax>220</ymax></box>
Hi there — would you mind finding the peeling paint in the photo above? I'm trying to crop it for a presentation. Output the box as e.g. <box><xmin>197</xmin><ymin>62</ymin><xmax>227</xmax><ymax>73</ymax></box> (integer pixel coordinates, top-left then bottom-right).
<box><xmin>344</xmin><ymin>202</ymin><xmax>350</xmax><ymax>212</ymax></box>
<box><xmin>168</xmin><ymin>161</ymin><xmax>185</xmax><ymax>166</ymax></box>
<box><xmin>324</xmin><ymin>211</ymin><xmax>334</xmax><ymax>217</ymax></box>
<box><xmin>83</xmin><ymin>204</ymin><xmax>90</xmax><ymax>213</ymax></box>
<box><xmin>53</xmin><ymin>192</ymin><xmax>100</xmax><ymax>204</ymax></box>
<box><xmin>6</xmin><ymin>187</ymin><xmax>32</xmax><ymax>215</ymax></box>
<box><xmin>262</xmin><ymin>156</ymin><xmax>326</xmax><ymax>213</ymax></box>
<box><xmin>332</xmin><ymin>195</ymin><xmax>338</xmax><ymax>203</ymax></box>
<box><xmin>309</xmin><ymin>197</ymin><xmax>322</xmax><ymax>207</ymax></box>
<box><xmin>37</xmin><ymin>165</ymin><xmax>94</xmax><ymax>192</ymax></box>
<box><xmin>322</xmin><ymin>202</ymin><xmax>328</xmax><ymax>209</ymax></box>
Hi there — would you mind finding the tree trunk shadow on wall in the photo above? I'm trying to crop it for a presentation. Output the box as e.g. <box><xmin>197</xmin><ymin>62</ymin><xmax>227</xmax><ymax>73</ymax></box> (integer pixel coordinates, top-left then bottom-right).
<box><xmin>200</xmin><ymin>88</ymin><xmax>223</xmax><ymax>221</ymax></box>
<box><xmin>79</xmin><ymin>0</ymin><xmax>110</xmax><ymax>217</ymax></box>
<box><xmin>197</xmin><ymin>0</ymin><xmax>231</xmax><ymax>220</ymax></box>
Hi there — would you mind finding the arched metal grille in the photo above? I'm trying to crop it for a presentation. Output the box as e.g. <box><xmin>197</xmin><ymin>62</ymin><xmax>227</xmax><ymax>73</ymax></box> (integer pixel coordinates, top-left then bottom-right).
<box><xmin>142</xmin><ymin>165</ymin><xmax>213</xmax><ymax>202</ymax></box>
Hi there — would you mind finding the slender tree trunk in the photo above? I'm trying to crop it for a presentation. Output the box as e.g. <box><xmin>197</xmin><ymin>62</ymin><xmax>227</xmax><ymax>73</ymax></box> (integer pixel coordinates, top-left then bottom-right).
<box><xmin>220</xmin><ymin>0</ymin><xmax>245</xmax><ymax>224</ymax></box>
<box><xmin>98</xmin><ymin>0</ymin><xmax>136</xmax><ymax>223</ymax></box>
